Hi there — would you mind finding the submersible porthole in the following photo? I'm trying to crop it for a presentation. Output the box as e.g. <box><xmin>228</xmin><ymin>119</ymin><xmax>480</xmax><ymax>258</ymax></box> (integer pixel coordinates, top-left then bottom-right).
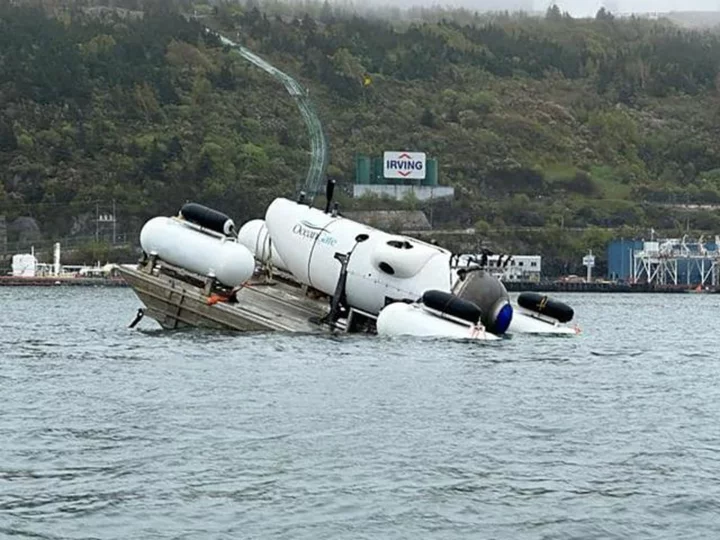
<box><xmin>378</xmin><ymin>262</ymin><xmax>395</xmax><ymax>275</ymax></box>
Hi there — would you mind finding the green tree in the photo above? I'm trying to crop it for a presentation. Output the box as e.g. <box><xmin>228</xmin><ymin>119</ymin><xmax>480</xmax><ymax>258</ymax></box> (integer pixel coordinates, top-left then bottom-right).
<box><xmin>0</xmin><ymin>120</ymin><xmax>18</xmax><ymax>152</ymax></box>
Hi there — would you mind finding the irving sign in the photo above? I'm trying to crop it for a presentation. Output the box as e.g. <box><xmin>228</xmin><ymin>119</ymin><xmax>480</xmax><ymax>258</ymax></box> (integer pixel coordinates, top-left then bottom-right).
<box><xmin>383</xmin><ymin>151</ymin><xmax>427</xmax><ymax>180</ymax></box>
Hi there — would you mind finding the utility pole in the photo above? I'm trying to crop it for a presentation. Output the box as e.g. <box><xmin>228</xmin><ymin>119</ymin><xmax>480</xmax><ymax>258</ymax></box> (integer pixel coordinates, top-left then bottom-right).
<box><xmin>429</xmin><ymin>189</ymin><xmax>434</xmax><ymax>229</ymax></box>
<box><xmin>583</xmin><ymin>250</ymin><xmax>595</xmax><ymax>283</ymax></box>
<box><xmin>95</xmin><ymin>201</ymin><xmax>99</xmax><ymax>242</ymax></box>
<box><xmin>112</xmin><ymin>199</ymin><xmax>117</xmax><ymax>245</ymax></box>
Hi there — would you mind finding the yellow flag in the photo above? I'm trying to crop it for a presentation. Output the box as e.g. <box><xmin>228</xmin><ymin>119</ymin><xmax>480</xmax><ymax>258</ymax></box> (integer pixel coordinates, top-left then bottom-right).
<box><xmin>363</xmin><ymin>74</ymin><xmax>372</xmax><ymax>87</ymax></box>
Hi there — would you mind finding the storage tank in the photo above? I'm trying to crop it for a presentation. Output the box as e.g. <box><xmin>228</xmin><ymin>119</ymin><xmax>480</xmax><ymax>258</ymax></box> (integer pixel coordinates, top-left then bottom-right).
<box><xmin>355</xmin><ymin>155</ymin><xmax>371</xmax><ymax>185</ymax></box>
<box><xmin>422</xmin><ymin>158</ymin><xmax>438</xmax><ymax>186</ymax></box>
<box><xmin>12</xmin><ymin>254</ymin><xmax>37</xmax><ymax>277</ymax></box>
<box><xmin>372</xmin><ymin>157</ymin><xmax>383</xmax><ymax>184</ymax></box>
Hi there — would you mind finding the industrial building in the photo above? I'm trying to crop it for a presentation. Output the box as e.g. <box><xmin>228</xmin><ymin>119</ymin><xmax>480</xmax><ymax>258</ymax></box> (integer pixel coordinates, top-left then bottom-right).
<box><xmin>353</xmin><ymin>153</ymin><xmax>455</xmax><ymax>201</ymax></box>
<box><xmin>459</xmin><ymin>254</ymin><xmax>542</xmax><ymax>282</ymax></box>
<box><xmin>607</xmin><ymin>236</ymin><xmax>720</xmax><ymax>287</ymax></box>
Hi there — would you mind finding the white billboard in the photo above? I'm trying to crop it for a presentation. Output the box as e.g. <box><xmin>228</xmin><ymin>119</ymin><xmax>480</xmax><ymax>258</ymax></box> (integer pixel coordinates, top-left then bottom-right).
<box><xmin>383</xmin><ymin>151</ymin><xmax>426</xmax><ymax>180</ymax></box>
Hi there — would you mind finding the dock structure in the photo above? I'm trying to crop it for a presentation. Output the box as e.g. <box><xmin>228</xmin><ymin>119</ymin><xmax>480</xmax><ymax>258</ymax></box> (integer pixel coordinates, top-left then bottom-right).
<box><xmin>0</xmin><ymin>276</ymin><xmax>127</xmax><ymax>287</ymax></box>
<box><xmin>502</xmin><ymin>280</ymin><xmax>697</xmax><ymax>293</ymax></box>
<box><xmin>115</xmin><ymin>257</ymin><xmax>380</xmax><ymax>333</ymax></box>
<box><xmin>631</xmin><ymin>236</ymin><xmax>720</xmax><ymax>287</ymax></box>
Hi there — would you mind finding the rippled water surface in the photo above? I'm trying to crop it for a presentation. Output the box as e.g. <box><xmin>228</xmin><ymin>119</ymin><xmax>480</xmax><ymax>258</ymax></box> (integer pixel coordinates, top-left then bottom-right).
<box><xmin>2</xmin><ymin>287</ymin><xmax>720</xmax><ymax>539</ymax></box>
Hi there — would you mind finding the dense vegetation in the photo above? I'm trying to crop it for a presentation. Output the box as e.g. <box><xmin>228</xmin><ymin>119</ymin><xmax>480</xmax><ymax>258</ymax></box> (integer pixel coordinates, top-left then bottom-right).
<box><xmin>0</xmin><ymin>0</ymin><xmax>308</xmax><ymax>246</ymax></box>
<box><xmin>3</xmin><ymin>0</ymin><xmax>720</xmax><ymax>272</ymax></box>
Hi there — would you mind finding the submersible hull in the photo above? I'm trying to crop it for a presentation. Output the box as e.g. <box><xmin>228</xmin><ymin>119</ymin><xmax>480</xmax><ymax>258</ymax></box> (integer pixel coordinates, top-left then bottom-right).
<box><xmin>122</xmin><ymin>197</ymin><xmax>578</xmax><ymax>339</ymax></box>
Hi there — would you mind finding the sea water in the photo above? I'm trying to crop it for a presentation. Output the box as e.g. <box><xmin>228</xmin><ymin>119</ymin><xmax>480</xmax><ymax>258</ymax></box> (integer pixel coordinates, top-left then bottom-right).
<box><xmin>1</xmin><ymin>288</ymin><xmax>719</xmax><ymax>539</ymax></box>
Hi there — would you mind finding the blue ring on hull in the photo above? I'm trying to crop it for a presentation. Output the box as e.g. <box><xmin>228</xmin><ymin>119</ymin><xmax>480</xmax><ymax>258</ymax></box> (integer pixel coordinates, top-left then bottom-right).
<box><xmin>493</xmin><ymin>302</ymin><xmax>513</xmax><ymax>335</ymax></box>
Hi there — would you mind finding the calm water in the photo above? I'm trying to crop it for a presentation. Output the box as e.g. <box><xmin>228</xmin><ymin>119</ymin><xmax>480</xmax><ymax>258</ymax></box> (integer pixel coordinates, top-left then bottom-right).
<box><xmin>1</xmin><ymin>287</ymin><xmax>719</xmax><ymax>539</ymax></box>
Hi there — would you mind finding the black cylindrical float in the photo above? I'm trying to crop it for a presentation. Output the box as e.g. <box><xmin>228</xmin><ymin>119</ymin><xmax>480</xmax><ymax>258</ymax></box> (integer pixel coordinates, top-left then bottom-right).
<box><xmin>421</xmin><ymin>290</ymin><xmax>482</xmax><ymax>325</ymax></box>
<box><xmin>180</xmin><ymin>203</ymin><xmax>236</xmax><ymax>236</ymax></box>
<box><xmin>517</xmin><ymin>292</ymin><xmax>574</xmax><ymax>323</ymax></box>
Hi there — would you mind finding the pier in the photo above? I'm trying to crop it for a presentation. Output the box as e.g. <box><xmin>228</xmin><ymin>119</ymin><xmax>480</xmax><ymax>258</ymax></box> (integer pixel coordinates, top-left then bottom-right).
<box><xmin>0</xmin><ymin>276</ymin><xmax>128</xmax><ymax>287</ymax></box>
<box><xmin>0</xmin><ymin>275</ymin><xmax>711</xmax><ymax>293</ymax></box>
<box><xmin>503</xmin><ymin>280</ymin><xmax>709</xmax><ymax>293</ymax></box>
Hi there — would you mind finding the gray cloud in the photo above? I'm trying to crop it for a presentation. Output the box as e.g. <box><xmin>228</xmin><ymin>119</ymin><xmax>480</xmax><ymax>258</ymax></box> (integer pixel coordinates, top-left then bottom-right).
<box><xmin>323</xmin><ymin>0</ymin><xmax>720</xmax><ymax>18</ymax></box>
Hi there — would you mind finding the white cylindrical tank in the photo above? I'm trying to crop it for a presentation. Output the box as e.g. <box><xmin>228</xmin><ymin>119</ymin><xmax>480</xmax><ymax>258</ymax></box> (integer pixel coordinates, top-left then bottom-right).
<box><xmin>237</xmin><ymin>219</ymin><xmax>287</xmax><ymax>271</ymax></box>
<box><xmin>140</xmin><ymin>217</ymin><xmax>255</xmax><ymax>288</ymax></box>
<box><xmin>264</xmin><ymin>198</ymin><xmax>455</xmax><ymax>315</ymax></box>
<box><xmin>12</xmin><ymin>254</ymin><xmax>37</xmax><ymax>277</ymax></box>
<box><xmin>376</xmin><ymin>302</ymin><xmax>500</xmax><ymax>341</ymax></box>
<box><xmin>53</xmin><ymin>242</ymin><xmax>61</xmax><ymax>276</ymax></box>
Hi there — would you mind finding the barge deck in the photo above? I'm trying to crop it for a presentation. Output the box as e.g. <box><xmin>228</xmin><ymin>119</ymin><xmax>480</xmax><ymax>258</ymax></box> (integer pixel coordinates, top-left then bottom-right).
<box><xmin>115</xmin><ymin>258</ymin><xmax>353</xmax><ymax>333</ymax></box>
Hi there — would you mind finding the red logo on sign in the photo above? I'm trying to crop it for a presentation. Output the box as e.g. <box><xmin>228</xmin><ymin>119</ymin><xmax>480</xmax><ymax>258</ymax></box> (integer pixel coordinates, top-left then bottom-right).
<box><xmin>397</xmin><ymin>153</ymin><xmax>411</xmax><ymax>176</ymax></box>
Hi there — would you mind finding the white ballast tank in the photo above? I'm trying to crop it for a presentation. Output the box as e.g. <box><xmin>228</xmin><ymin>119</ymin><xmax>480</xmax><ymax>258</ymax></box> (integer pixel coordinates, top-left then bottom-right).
<box><xmin>140</xmin><ymin>216</ymin><xmax>255</xmax><ymax>288</ymax></box>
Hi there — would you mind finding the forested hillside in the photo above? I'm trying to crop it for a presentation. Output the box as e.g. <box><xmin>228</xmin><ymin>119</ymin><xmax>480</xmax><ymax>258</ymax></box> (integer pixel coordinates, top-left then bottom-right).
<box><xmin>3</xmin><ymin>0</ymin><xmax>720</xmax><ymax>271</ymax></box>
<box><xmin>0</xmin><ymin>0</ymin><xmax>308</xmax><ymax>244</ymax></box>
<box><xmin>216</xmin><ymin>2</ymin><xmax>720</xmax><ymax>225</ymax></box>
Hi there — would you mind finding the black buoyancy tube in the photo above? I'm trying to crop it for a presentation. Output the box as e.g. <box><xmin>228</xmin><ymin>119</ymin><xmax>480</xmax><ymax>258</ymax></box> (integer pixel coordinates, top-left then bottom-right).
<box><xmin>421</xmin><ymin>290</ymin><xmax>482</xmax><ymax>325</ymax></box>
<box><xmin>180</xmin><ymin>203</ymin><xmax>236</xmax><ymax>236</ymax></box>
<box><xmin>517</xmin><ymin>292</ymin><xmax>574</xmax><ymax>323</ymax></box>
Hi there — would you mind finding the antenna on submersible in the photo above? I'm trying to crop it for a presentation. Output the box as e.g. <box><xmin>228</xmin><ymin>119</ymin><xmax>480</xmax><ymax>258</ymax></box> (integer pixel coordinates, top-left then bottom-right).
<box><xmin>324</xmin><ymin>178</ymin><xmax>336</xmax><ymax>214</ymax></box>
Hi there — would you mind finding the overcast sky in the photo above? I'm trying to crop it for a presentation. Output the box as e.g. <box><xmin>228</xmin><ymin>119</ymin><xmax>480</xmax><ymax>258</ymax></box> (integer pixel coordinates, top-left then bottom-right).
<box><xmin>365</xmin><ymin>0</ymin><xmax>720</xmax><ymax>17</ymax></box>
<box><xmin>549</xmin><ymin>0</ymin><xmax>720</xmax><ymax>16</ymax></box>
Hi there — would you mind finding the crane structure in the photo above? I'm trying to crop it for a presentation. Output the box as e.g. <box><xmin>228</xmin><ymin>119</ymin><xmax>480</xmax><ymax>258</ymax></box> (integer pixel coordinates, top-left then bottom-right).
<box><xmin>632</xmin><ymin>235</ymin><xmax>720</xmax><ymax>287</ymax></box>
<box><xmin>215</xmin><ymin>31</ymin><xmax>329</xmax><ymax>199</ymax></box>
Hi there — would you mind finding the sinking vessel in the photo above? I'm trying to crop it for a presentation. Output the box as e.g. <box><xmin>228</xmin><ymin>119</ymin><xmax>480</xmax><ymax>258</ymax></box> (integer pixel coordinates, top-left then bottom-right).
<box><xmin>119</xmin><ymin>184</ymin><xmax>579</xmax><ymax>339</ymax></box>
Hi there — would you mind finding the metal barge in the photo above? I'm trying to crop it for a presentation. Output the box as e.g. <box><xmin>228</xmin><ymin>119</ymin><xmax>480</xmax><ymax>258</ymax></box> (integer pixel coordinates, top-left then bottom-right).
<box><xmin>116</xmin><ymin>254</ymin><xmax>374</xmax><ymax>334</ymax></box>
